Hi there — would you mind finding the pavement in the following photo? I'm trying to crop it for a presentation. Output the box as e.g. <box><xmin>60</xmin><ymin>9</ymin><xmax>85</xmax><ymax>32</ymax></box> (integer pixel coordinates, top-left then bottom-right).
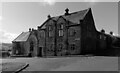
<box><xmin>0</xmin><ymin>56</ymin><xmax>119</xmax><ymax>73</ymax></box>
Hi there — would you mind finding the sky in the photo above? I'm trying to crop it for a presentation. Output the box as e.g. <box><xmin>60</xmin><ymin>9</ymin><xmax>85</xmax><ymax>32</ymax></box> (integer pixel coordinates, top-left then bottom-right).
<box><xmin>0</xmin><ymin>0</ymin><xmax>119</xmax><ymax>43</ymax></box>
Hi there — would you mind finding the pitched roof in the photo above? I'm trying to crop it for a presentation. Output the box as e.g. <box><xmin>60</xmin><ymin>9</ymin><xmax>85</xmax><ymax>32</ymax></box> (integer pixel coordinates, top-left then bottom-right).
<box><xmin>39</xmin><ymin>8</ymin><xmax>90</xmax><ymax>29</ymax></box>
<box><xmin>52</xmin><ymin>8</ymin><xmax>89</xmax><ymax>24</ymax></box>
<box><xmin>63</xmin><ymin>9</ymin><xmax>89</xmax><ymax>24</ymax></box>
<box><xmin>13</xmin><ymin>32</ymin><xmax>30</xmax><ymax>42</ymax></box>
<box><xmin>53</xmin><ymin>8</ymin><xmax>90</xmax><ymax>24</ymax></box>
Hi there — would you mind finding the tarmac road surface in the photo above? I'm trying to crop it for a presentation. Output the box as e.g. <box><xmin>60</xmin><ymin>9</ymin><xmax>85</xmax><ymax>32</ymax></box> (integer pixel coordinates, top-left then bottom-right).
<box><xmin>1</xmin><ymin>56</ymin><xmax>119</xmax><ymax>72</ymax></box>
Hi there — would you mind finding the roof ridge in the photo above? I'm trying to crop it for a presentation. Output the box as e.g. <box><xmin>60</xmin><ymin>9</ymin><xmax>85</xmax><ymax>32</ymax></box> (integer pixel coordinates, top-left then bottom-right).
<box><xmin>69</xmin><ymin>8</ymin><xmax>89</xmax><ymax>15</ymax></box>
<box><xmin>39</xmin><ymin>8</ymin><xmax>90</xmax><ymax>28</ymax></box>
<box><xmin>51</xmin><ymin>8</ymin><xmax>89</xmax><ymax>18</ymax></box>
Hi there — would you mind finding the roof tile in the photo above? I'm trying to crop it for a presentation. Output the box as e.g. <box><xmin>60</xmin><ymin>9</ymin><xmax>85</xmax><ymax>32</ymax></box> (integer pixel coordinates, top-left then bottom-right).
<box><xmin>13</xmin><ymin>32</ymin><xmax>30</xmax><ymax>42</ymax></box>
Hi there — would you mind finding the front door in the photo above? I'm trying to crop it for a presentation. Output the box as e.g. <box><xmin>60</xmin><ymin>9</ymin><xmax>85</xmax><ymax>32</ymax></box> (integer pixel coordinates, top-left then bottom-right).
<box><xmin>38</xmin><ymin>47</ymin><xmax>42</xmax><ymax>57</ymax></box>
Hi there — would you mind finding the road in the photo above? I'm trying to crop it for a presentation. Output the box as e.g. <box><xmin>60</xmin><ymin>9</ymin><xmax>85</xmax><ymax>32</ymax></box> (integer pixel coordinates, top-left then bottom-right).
<box><xmin>1</xmin><ymin>56</ymin><xmax>119</xmax><ymax>72</ymax></box>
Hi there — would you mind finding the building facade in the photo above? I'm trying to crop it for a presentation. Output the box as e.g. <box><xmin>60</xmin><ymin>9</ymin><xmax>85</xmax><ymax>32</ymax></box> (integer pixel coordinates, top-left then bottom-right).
<box><xmin>12</xmin><ymin>8</ymin><xmax>119</xmax><ymax>57</ymax></box>
<box><xmin>12</xmin><ymin>29</ymin><xmax>38</xmax><ymax>57</ymax></box>
<box><xmin>37</xmin><ymin>8</ymin><xmax>98</xmax><ymax>56</ymax></box>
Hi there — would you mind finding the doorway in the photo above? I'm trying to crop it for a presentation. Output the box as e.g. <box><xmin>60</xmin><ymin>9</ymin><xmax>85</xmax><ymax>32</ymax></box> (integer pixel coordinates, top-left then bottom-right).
<box><xmin>28</xmin><ymin>41</ymin><xmax>34</xmax><ymax>57</ymax></box>
<box><xmin>38</xmin><ymin>47</ymin><xmax>42</xmax><ymax>57</ymax></box>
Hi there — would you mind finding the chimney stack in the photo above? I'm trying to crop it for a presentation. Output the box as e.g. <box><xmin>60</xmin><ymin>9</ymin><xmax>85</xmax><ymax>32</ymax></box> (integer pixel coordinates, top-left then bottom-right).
<box><xmin>47</xmin><ymin>14</ymin><xmax>51</xmax><ymax>19</ymax></box>
<box><xmin>110</xmin><ymin>31</ymin><xmax>113</xmax><ymax>35</ymax></box>
<box><xmin>32</xmin><ymin>28</ymin><xmax>34</xmax><ymax>31</ymax></box>
<box><xmin>29</xmin><ymin>28</ymin><xmax>31</xmax><ymax>32</ymax></box>
<box><xmin>101</xmin><ymin>29</ymin><xmax>105</xmax><ymax>34</ymax></box>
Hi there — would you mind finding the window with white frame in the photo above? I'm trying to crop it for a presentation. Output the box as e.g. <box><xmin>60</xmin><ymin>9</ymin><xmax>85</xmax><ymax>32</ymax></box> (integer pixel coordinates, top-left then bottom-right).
<box><xmin>59</xmin><ymin>30</ymin><xmax>63</xmax><ymax>36</ymax></box>
<box><xmin>59</xmin><ymin>24</ymin><xmax>64</xmax><ymax>37</ymax></box>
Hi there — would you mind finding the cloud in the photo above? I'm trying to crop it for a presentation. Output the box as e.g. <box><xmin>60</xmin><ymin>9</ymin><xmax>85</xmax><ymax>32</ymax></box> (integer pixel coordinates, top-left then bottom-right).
<box><xmin>43</xmin><ymin>0</ymin><xmax>56</xmax><ymax>5</ymax></box>
<box><xmin>0</xmin><ymin>30</ymin><xmax>18</xmax><ymax>43</ymax></box>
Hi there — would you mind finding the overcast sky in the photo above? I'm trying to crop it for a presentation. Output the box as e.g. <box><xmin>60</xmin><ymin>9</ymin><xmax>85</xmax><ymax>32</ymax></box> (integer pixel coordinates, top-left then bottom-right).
<box><xmin>0</xmin><ymin>1</ymin><xmax>119</xmax><ymax>43</ymax></box>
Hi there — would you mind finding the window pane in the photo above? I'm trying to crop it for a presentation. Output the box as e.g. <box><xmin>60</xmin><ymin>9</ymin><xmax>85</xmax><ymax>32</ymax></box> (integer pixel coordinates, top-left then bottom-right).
<box><xmin>59</xmin><ymin>30</ymin><xmax>63</xmax><ymax>36</ymax></box>
<box><xmin>69</xmin><ymin>29</ymin><xmax>75</xmax><ymax>36</ymax></box>
<box><xmin>70</xmin><ymin>44</ymin><xmax>75</xmax><ymax>50</ymax></box>
<box><xmin>49</xmin><ymin>31</ymin><xmax>53</xmax><ymax>37</ymax></box>
<box><xmin>61</xmin><ymin>24</ymin><xmax>63</xmax><ymax>29</ymax></box>
<box><xmin>59</xmin><ymin>24</ymin><xmax>63</xmax><ymax>29</ymax></box>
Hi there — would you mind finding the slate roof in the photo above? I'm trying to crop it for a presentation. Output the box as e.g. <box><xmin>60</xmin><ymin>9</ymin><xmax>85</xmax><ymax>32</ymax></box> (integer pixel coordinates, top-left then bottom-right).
<box><xmin>40</xmin><ymin>8</ymin><xmax>90</xmax><ymax>29</ymax></box>
<box><xmin>12</xmin><ymin>32</ymin><xmax>30</xmax><ymax>42</ymax></box>
<box><xmin>53</xmin><ymin>8</ymin><xmax>89</xmax><ymax>24</ymax></box>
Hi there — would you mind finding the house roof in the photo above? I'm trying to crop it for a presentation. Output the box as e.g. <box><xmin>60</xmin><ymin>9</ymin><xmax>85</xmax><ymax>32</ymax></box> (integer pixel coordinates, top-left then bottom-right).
<box><xmin>53</xmin><ymin>8</ymin><xmax>89</xmax><ymax>24</ymax></box>
<box><xmin>39</xmin><ymin>8</ymin><xmax>90</xmax><ymax>29</ymax></box>
<box><xmin>12</xmin><ymin>32</ymin><xmax>30</xmax><ymax>42</ymax></box>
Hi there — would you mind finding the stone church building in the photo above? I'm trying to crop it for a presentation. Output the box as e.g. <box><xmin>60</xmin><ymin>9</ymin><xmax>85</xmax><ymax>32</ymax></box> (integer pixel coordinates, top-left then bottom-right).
<box><xmin>12</xmin><ymin>8</ymin><xmax>110</xmax><ymax>57</ymax></box>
